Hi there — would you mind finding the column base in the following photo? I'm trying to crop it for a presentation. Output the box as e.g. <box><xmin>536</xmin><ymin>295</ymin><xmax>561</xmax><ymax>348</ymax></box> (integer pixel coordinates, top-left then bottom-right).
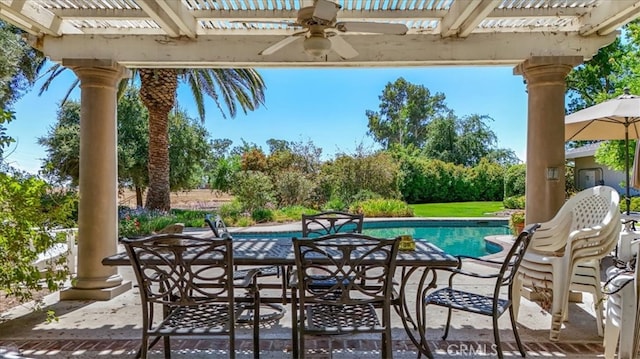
<box><xmin>59</xmin><ymin>281</ymin><xmax>132</xmax><ymax>301</ymax></box>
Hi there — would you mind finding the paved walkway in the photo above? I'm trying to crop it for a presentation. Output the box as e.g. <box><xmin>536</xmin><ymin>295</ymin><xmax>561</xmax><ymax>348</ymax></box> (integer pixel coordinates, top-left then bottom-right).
<box><xmin>0</xmin><ymin>223</ymin><xmax>615</xmax><ymax>358</ymax></box>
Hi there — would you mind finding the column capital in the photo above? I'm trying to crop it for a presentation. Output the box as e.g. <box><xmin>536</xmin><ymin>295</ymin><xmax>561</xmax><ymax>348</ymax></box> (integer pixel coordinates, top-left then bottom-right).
<box><xmin>63</xmin><ymin>59</ymin><xmax>130</xmax><ymax>87</ymax></box>
<box><xmin>514</xmin><ymin>56</ymin><xmax>582</xmax><ymax>89</ymax></box>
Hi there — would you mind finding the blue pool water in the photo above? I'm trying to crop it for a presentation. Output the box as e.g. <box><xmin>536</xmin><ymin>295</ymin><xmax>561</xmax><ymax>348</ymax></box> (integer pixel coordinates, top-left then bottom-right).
<box><xmin>232</xmin><ymin>220</ymin><xmax>510</xmax><ymax>257</ymax></box>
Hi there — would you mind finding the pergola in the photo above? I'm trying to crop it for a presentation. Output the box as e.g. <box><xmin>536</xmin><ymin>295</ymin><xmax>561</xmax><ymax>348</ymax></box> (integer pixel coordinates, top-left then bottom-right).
<box><xmin>1</xmin><ymin>0</ymin><xmax>638</xmax><ymax>299</ymax></box>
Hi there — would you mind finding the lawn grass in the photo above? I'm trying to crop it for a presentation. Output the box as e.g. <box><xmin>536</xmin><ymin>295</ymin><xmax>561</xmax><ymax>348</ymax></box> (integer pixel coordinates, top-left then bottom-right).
<box><xmin>409</xmin><ymin>201</ymin><xmax>505</xmax><ymax>217</ymax></box>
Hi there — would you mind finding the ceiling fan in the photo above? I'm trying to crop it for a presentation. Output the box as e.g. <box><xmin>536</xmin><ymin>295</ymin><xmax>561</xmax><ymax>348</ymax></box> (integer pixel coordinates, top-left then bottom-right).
<box><xmin>242</xmin><ymin>0</ymin><xmax>408</xmax><ymax>59</ymax></box>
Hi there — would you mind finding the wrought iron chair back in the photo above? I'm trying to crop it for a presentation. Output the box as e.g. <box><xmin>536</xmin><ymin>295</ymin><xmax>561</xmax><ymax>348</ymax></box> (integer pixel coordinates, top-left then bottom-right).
<box><xmin>123</xmin><ymin>234</ymin><xmax>239</xmax><ymax>359</ymax></box>
<box><xmin>301</xmin><ymin>211</ymin><xmax>364</xmax><ymax>237</ymax></box>
<box><xmin>205</xmin><ymin>214</ymin><xmax>229</xmax><ymax>238</ymax></box>
<box><xmin>291</xmin><ymin>233</ymin><xmax>400</xmax><ymax>358</ymax></box>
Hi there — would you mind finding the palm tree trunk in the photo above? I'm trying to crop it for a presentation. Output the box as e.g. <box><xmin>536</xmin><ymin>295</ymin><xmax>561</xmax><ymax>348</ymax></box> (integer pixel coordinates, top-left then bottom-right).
<box><xmin>138</xmin><ymin>69</ymin><xmax>178</xmax><ymax>211</ymax></box>
<box><xmin>135</xmin><ymin>186</ymin><xmax>143</xmax><ymax>208</ymax></box>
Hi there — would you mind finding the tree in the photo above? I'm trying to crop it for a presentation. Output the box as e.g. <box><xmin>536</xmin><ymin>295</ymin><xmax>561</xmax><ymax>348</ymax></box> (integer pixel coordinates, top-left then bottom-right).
<box><xmin>117</xmin><ymin>88</ymin><xmax>150</xmax><ymax>206</ymax></box>
<box><xmin>0</xmin><ymin>109</ymin><xmax>15</xmax><ymax>160</ymax></box>
<box><xmin>565</xmin><ymin>37</ymin><xmax>633</xmax><ymax>113</ymax></box>
<box><xmin>566</xmin><ymin>21</ymin><xmax>640</xmax><ymax>172</ymax></box>
<box><xmin>136</xmin><ymin>68</ymin><xmax>268</xmax><ymax>211</ymax></box>
<box><xmin>266</xmin><ymin>138</ymin><xmax>291</xmax><ymax>154</ymax></box>
<box><xmin>38</xmin><ymin>65</ymin><xmax>266</xmax><ymax>211</ymax></box>
<box><xmin>38</xmin><ymin>90</ymin><xmax>214</xmax><ymax>204</ymax></box>
<box><xmin>0</xmin><ymin>21</ymin><xmax>44</xmax><ymax>109</ymax></box>
<box><xmin>455</xmin><ymin>114</ymin><xmax>498</xmax><ymax>167</ymax></box>
<box><xmin>366</xmin><ymin>77</ymin><xmax>452</xmax><ymax>149</ymax></box>
<box><xmin>38</xmin><ymin>101</ymin><xmax>81</xmax><ymax>185</ymax></box>
<box><xmin>423</xmin><ymin>113</ymin><xmax>506</xmax><ymax>167</ymax></box>
<box><xmin>422</xmin><ymin>114</ymin><xmax>457</xmax><ymax>163</ymax></box>
<box><xmin>168</xmin><ymin>106</ymin><xmax>214</xmax><ymax>191</ymax></box>
<box><xmin>0</xmin><ymin>20</ymin><xmax>45</xmax><ymax>161</ymax></box>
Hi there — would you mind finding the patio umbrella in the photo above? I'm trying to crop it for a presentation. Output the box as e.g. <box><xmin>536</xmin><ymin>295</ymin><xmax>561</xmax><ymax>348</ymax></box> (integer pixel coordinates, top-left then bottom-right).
<box><xmin>565</xmin><ymin>89</ymin><xmax>640</xmax><ymax>214</ymax></box>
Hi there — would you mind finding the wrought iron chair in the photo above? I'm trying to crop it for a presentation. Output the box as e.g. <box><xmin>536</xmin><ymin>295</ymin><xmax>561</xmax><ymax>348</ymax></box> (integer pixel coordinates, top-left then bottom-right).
<box><xmin>423</xmin><ymin>223</ymin><xmax>540</xmax><ymax>359</ymax></box>
<box><xmin>122</xmin><ymin>234</ymin><xmax>260</xmax><ymax>359</ymax></box>
<box><xmin>290</xmin><ymin>233</ymin><xmax>400</xmax><ymax>358</ymax></box>
<box><xmin>301</xmin><ymin>211</ymin><xmax>364</xmax><ymax>237</ymax></box>
<box><xmin>206</xmin><ymin>214</ymin><xmax>280</xmax><ymax>278</ymax></box>
<box><xmin>205</xmin><ymin>214</ymin><xmax>286</xmax><ymax>324</ymax></box>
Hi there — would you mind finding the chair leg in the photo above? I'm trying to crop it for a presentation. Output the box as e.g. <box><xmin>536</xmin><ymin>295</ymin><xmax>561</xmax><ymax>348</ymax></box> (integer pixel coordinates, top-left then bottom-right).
<box><xmin>492</xmin><ymin>314</ymin><xmax>503</xmax><ymax>359</ymax></box>
<box><xmin>140</xmin><ymin>334</ymin><xmax>148</xmax><ymax>359</ymax></box>
<box><xmin>442</xmin><ymin>306</ymin><xmax>453</xmax><ymax>340</ymax></box>
<box><xmin>299</xmin><ymin>329</ymin><xmax>305</xmax><ymax>359</ymax></box>
<box><xmin>251</xmin><ymin>284</ymin><xmax>261</xmax><ymax>359</ymax></box>
<box><xmin>512</xmin><ymin>275</ymin><xmax>522</xmax><ymax>321</ymax></box>
<box><xmin>163</xmin><ymin>336</ymin><xmax>171</xmax><ymax>359</ymax></box>
<box><xmin>603</xmin><ymin>304</ymin><xmax>620</xmax><ymax>359</ymax></box>
<box><xmin>292</xmin><ymin>300</ymin><xmax>299</xmax><ymax>358</ymax></box>
<box><xmin>509</xmin><ymin>305</ymin><xmax>526</xmax><ymax>357</ymax></box>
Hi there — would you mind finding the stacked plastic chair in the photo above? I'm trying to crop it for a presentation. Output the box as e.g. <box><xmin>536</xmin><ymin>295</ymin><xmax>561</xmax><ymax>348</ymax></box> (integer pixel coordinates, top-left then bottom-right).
<box><xmin>603</xmin><ymin>220</ymin><xmax>639</xmax><ymax>359</ymax></box>
<box><xmin>513</xmin><ymin>186</ymin><xmax>621</xmax><ymax>341</ymax></box>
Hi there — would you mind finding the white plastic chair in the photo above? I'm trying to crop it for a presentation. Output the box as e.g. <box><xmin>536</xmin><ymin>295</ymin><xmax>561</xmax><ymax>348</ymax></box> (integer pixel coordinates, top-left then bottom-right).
<box><xmin>33</xmin><ymin>228</ymin><xmax>78</xmax><ymax>276</ymax></box>
<box><xmin>603</xmin><ymin>234</ymin><xmax>640</xmax><ymax>359</ymax></box>
<box><xmin>513</xmin><ymin>186</ymin><xmax>621</xmax><ymax>341</ymax></box>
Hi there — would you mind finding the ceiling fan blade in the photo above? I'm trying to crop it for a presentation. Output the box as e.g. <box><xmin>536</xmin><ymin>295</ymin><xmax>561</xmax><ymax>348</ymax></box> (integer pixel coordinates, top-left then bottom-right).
<box><xmin>328</xmin><ymin>36</ymin><xmax>358</xmax><ymax>59</ymax></box>
<box><xmin>229</xmin><ymin>20</ymin><xmax>296</xmax><ymax>26</ymax></box>
<box><xmin>259</xmin><ymin>33</ymin><xmax>305</xmax><ymax>55</ymax></box>
<box><xmin>313</xmin><ymin>0</ymin><xmax>341</xmax><ymax>22</ymax></box>
<box><xmin>336</xmin><ymin>21</ymin><xmax>408</xmax><ymax>35</ymax></box>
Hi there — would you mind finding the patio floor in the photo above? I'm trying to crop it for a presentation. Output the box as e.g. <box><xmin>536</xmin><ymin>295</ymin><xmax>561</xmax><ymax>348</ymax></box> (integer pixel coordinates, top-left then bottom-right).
<box><xmin>0</xmin><ymin>224</ymin><xmax>613</xmax><ymax>358</ymax></box>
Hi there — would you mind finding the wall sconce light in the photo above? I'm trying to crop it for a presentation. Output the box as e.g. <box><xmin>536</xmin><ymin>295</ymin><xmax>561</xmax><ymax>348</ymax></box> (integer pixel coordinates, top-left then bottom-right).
<box><xmin>546</xmin><ymin>167</ymin><xmax>560</xmax><ymax>181</ymax></box>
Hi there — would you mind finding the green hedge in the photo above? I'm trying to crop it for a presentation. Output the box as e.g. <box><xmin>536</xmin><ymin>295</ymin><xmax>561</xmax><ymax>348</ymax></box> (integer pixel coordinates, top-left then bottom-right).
<box><xmin>398</xmin><ymin>156</ymin><xmax>507</xmax><ymax>203</ymax></box>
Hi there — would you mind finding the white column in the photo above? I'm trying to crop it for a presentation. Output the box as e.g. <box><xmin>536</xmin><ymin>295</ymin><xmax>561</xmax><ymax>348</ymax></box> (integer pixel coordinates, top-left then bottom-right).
<box><xmin>60</xmin><ymin>59</ymin><xmax>131</xmax><ymax>300</ymax></box>
<box><xmin>514</xmin><ymin>56</ymin><xmax>582</xmax><ymax>224</ymax></box>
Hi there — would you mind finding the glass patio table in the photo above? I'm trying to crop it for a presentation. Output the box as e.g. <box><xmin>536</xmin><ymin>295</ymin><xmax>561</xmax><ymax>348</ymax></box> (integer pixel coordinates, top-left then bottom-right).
<box><xmin>102</xmin><ymin>236</ymin><xmax>457</xmax><ymax>358</ymax></box>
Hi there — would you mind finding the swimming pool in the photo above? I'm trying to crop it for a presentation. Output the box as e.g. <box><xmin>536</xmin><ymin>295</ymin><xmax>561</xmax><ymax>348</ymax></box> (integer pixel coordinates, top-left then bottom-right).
<box><xmin>232</xmin><ymin>219</ymin><xmax>510</xmax><ymax>257</ymax></box>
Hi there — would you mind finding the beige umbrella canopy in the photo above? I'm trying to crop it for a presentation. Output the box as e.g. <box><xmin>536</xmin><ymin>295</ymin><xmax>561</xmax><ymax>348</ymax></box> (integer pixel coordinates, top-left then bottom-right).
<box><xmin>565</xmin><ymin>89</ymin><xmax>640</xmax><ymax>214</ymax></box>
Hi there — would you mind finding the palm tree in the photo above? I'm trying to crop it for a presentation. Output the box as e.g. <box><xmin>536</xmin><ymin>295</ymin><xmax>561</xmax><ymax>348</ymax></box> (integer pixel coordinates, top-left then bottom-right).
<box><xmin>38</xmin><ymin>65</ymin><xmax>266</xmax><ymax>211</ymax></box>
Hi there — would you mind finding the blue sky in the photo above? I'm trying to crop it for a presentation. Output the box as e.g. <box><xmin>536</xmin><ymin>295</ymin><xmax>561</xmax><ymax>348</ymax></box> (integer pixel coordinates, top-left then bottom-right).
<box><xmin>5</xmin><ymin>65</ymin><xmax>528</xmax><ymax>174</ymax></box>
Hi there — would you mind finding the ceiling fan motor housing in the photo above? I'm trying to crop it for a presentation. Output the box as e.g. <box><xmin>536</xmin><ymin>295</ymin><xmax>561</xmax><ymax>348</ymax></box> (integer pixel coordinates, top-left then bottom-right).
<box><xmin>298</xmin><ymin>6</ymin><xmax>336</xmax><ymax>27</ymax></box>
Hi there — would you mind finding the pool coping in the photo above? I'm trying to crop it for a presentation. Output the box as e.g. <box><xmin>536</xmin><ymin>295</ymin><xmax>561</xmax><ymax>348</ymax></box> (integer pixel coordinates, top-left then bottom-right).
<box><xmin>228</xmin><ymin>216</ymin><xmax>509</xmax><ymax>234</ymax></box>
<box><xmin>219</xmin><ymin>217</ymin><xmax>514</xmax><ymax>260</ymax></box>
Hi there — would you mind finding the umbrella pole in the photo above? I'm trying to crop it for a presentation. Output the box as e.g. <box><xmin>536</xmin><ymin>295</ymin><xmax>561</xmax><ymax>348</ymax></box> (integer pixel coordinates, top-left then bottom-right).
<box><xmin>626</xmin><ymin>123</ymin><xmax>631</xmax><ymax>215</ymax></box>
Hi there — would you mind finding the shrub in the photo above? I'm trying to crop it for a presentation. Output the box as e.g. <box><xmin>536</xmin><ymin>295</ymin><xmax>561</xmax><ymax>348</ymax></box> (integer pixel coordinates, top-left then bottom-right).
<box><xmin>273</xmin><ymin>170</ymin><xmax>315</xmax><ymax>207</ymax></box>
<box><xmin>323</xmin><ymin>196</ymin><xmax>348</xmax><ymax>211</ymax></box>
<box><xmin>0</xmin><ymin>169</ymin><xmax>76</xmax><ymax>305</ymax></box>
<box><xmin>351</xmin><ymin>189</ymin><xmax>382</xmax><ymax>203</ymax></box>
<box><xmin>504</xmin><ymin>163</ymin><xmax>526</xmax><ymax>198</ymax></box>
<box><xmin>622</xmin><ymin>196</ymin><xmax>640</xmax><ymax>213</ymax></box>
<box><xmin>466</xmin><ymin>158</ymin><xmax>505</xmax><ymax>201</ymax></box>
<box><xmin>218</xmin><ymin>199</ymin><xmax>244</xmax><ymax>219</ymax></box>
<box><xmin>251</xmin><ymin>208</ymin><xmax>274</xmax><ymax>223</ymax></box>
<box><xmin>231</xmin><ymin>171</ymin><xmax>275</xmax><ymax>213</ymax></box>
<box><xmin>233</xmin><ymin>215</ymin><xmax>255</xmax><ymax>227</ymax></box>
<box><xmin>503</xmin><ymin>195</ymin><xmax>526</xmax><ymax>209</ymax></box>
<box><xmin>118</xmin><ymin>207</ymin><xmax>176</xmax><ymax>237</ymax></box>
<box><xmin>349</xmin><ymin>198</ymin><xmax>414</xmax><ymax>217</ymax></box>
<box><xmin>320</xmin><ymin>152</ymin><xmax>401</xmax><ymax>206</ymax></box>
<box><xmin>273</xmin><ymin>205</ymin><xmax>317</xmax><ymax>222</ymax></box>
<box><xmin>509</xmin><ymin>211</ymin><xmax>525</xmax><ymax>235</ymax></box>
